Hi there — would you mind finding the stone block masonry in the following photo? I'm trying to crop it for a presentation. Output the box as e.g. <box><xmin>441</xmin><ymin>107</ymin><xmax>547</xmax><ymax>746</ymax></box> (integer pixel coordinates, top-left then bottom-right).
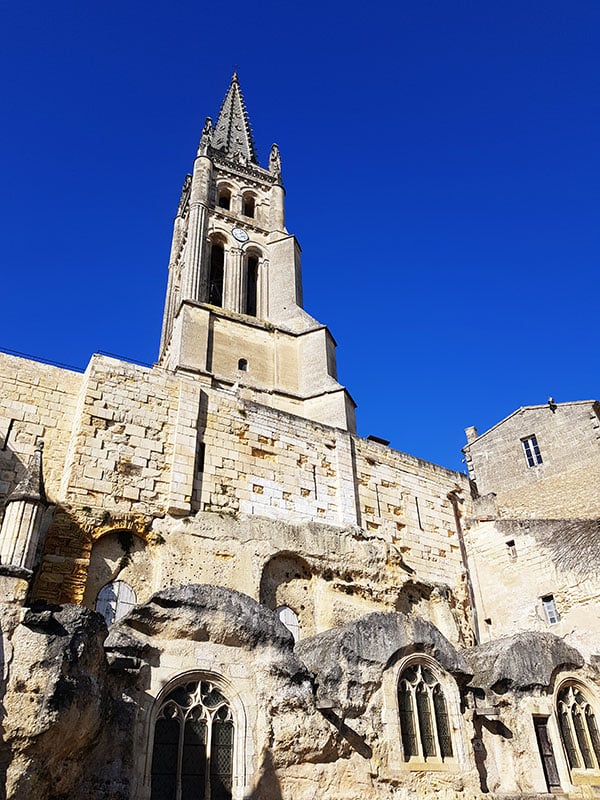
<box><xmin>0</xmin><ymin>352</ymin><xmax>82</xmax><ymax>501</ymax></box>
<box><xmin>0</xmin><ymin>351</ymin><xmax>472</xmax><ymax>607</ymax></box>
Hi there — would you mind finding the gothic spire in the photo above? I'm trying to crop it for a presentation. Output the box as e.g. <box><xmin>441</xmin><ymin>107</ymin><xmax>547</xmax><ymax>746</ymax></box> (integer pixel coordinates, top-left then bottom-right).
<box><xmin>211</xmin><ymin>72</ymin><xmax>258</xmax><ymax>164</ymax></box>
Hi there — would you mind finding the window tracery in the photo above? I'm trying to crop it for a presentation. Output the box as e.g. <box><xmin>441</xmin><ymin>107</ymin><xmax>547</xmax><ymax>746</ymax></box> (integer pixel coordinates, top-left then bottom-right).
<box><xmin>557</xmin><ymin>684</ymin><xmax>600</xmax><ymax>771</ymax></box>
<box><xmin>151</xmin><ymin>679</ymin><xmax>234</xmax><ymax>800</ymax></box>
<box><xmin>397</xmin><ymin>663</ymin><xmax>453</xmax><ymax>762</ymax></box>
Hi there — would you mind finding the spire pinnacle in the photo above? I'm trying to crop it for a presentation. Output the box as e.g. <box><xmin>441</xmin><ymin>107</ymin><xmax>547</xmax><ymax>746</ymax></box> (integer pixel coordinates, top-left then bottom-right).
<box><xmin>212</xmin><ymin>73</ymin><xmax>258</xmax><ymax>165</ymax></box>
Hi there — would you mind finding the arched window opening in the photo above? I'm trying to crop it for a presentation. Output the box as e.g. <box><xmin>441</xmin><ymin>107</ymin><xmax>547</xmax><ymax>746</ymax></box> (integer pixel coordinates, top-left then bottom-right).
<box><xmin>242</xmin><ymin>194</ymin><xmax>255</xmax><ymax>218</ymax></box>
<box><xmin>397</xmin><ymin>664</ymin><xmax>453</xmax><ymax>761</ymax></box>
<box><xmin>209</xmin><ymin>243</ymin><xmax>225</xmax><ymax>307</ymax></box>
<box><xmin>558</xmin><ymin>685</ymin><xmax>600</xmax><ymax>771</ymax></box>
<box><xmin>217</xmin><ymin>188</ymin><xmax>231</xmax><ymax>210</ymax></box>
<box><xmin>95</xmin><ymin>580</ymin><xmax>136</xmax><ymax>626</ymax></box>
<box><xmin>238</xmin><ymin>358</ymin><xmax>248</xmax><ymax>372</ymax></box>
<box><xmin>275</xmin><ymin>605</ymin><xmax>300</xmax><ymax>642</ymax></box>
<box><xmin>151</xmin><ymin>680</ymin><xmax>234</xmax><ymax>800</ymax></box>
<box><xmin>245</xmin><ymin>255</ymin><xmax>258</xmax><ymax>317</ymax></box>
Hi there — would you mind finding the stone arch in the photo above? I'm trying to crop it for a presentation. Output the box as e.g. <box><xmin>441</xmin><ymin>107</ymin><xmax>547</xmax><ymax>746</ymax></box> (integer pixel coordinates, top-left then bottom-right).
<box><xmin>259</xmin><ymin>552</ymin><xmax>314</xmax><ymax>639</ymax></box>
<box><xmin>243</xmin><ymin>246</ymin><xmax>263</xmax><ymax>317</ymax></box>
<box><xmin>32</xmin><ymin>507</ymin><xmax>154</xmax><ymax>605</ymax></box>
<box><xmin>142</xmin><ymin>668</ymin><xmax>249</xmax><ymax>800</ymax></box>
<box><xmin>83</xmin><ymin>526</ymin><xmax>153</xmax><ymax>615</ymax></box>
<box><xmin>216</xmin><ymin>180</ymin><xmax>236</xmax><ymax>211</ymax></box>
<box><xmin>241</xmin><ymin>189</ymin><xmax>257</xmax><ymax>218</ymax></box>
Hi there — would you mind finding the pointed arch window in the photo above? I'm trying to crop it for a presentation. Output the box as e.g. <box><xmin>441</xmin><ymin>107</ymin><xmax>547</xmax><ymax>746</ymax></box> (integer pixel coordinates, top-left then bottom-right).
<box><xmin>95</xmin><ymin>580</ymin><xmax>136</xmax><ymax>625</ymax></box>
<box><xmin>397</xmin><ymin>663</ymin><xmax>453</xmax><ymax>762</ymax></box>
<box><xmin>151</xmin><ymin>680</ymin><xmax>234</xmax><ymax>800</ymax></box>
<box><xmin>209</xmin><ymin>243</ymin><xmax>225</xmax><ymax>307</ymax></box>
<box><xmin>557</xmin><ymin>684</ymin><xmax>600</xmax><ymax>771</ymax></box>
<box><xmin>245</xmin><ymin>255</ymin><xmax>258</xmax><ymax>317</ymax></box>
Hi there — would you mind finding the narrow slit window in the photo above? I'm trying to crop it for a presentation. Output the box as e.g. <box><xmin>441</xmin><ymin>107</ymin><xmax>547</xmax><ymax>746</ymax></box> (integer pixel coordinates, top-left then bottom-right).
<box><xmin>542</xmin><ymin>594</ymin><xmax>560</xmax><ymax>625</ymax></box>
<box><xmin>238</xmin><ymin>358</ymin><xmax>248</xmax><ymax>372</ymax></box>
<box><xmin>208</xmin><ymin>244</ymin><xmax>224</xmax><ymax>307</ymax></box>
<box><xmin>522</xmin><ymin>435</ymin><xmax>543</xmax><ymax>467</ymax></box>
<box><xmin>245</xmin><ymin>256</ymin><xmax>258</xmax><ymax>317</ymax></box>
<box><xmin>196</xmin><ymin>442</ymin><xmax>206</xmax><ymax>476</ymax></box>
<box><xmin>506</xmin><ymin>540</ymin><xmax>517</xmax><ymax>560</ymax></box>
<box><xmin>242</xmin><ymin>195</ymin><xmax>255</xmax><ymax>218</ymax></box>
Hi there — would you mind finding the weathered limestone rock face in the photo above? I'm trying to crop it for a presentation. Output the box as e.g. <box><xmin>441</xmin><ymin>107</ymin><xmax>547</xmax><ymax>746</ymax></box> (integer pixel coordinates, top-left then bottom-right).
<box><xmin>297</xmin><ymin>611</ymin><xmax>471</xmax><ymax>717</ymax></box>
<box><xmin>119</xmin><ymin>584</ymin><xmax>298</xmax><ymax>650</ymax></box>
<box><xmin>1</xmin><ymin>604</ymin><xmax>133</xmax><ymax>800</ymax></box>
<box><xmin>107</xmin><ymin>585</ymin><xmax>350</xmax><ymax>798</ymax></box>
<box><xmin>466</xmin><ymin>630</ymin><xmax>585</xmax><ymax>694</ymax></box>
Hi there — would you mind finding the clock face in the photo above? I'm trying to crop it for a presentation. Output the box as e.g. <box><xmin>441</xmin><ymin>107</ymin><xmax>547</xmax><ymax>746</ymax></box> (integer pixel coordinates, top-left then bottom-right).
<box><xmin>232</xmin><ymin>227</ymin><xmax>249</xmax><ymax>243</ymax></box>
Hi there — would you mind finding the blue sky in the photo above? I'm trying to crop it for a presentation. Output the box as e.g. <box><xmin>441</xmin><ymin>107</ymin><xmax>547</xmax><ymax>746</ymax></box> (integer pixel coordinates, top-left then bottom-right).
<box><xmin>1</xmin><ymin>2</ymin><xmax>598</xmax><ymax>471</ymax></box>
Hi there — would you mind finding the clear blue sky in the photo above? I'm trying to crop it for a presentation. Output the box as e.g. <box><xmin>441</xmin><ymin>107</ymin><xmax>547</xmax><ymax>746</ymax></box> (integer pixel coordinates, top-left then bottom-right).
<box><xmin>1</xmin><ymin>2</ymin><xmax>598</xmax><ymax>471</ymax></box>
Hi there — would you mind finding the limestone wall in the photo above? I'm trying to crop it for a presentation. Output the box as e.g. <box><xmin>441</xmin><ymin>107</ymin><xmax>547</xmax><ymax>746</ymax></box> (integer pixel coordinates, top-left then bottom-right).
<box><xmin>5</xmin><ymin>587</ymin><xmax>597</xmax><ymax>800</ymax></box>
<box><xmin>58</xmin><ymin>355</ymin><xmax>179</xmax><ymax>514</ymax></box>
<box><xmin>464</xmin><ymin>402</ymin><xmax>600</xmax><ymax>518</ymax></box>
<box><xmin>465</xmin><ymin>518</ymin><xmax>600</xmax><ymax>659</ymax></box>
<box><xmin>0</xmin><ymin>352</ymin><xmax>82</xmax><ymax>501</ymax></box>
<box><xmin>0</xmin><ymin>352</ymin><xmax>471</xmax><ymax>637</ymax></box>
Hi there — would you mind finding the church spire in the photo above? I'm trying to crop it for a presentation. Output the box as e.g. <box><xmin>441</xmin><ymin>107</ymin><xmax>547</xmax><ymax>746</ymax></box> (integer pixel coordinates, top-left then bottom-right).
<box><xmin>211</xmin><ymin>72</ymin><xmax>258</xmax><ymax>164</ymax></box>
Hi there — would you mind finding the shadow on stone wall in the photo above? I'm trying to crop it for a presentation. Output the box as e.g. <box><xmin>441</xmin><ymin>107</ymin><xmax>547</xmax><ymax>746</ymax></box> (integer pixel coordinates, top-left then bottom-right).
<box><xmin>0</xmin><ymin>445</ymin><xmax>26</xmax><ymax>520</ymax></box>
<box><xmin>245</xmin><ymin>747</ymin><xmax>284</xmax><ymax>800</ymax></box>
<box><xmin>30</xmin><ymin>505</ymin><xmax>153</xmax><ymax>606</ymax></box>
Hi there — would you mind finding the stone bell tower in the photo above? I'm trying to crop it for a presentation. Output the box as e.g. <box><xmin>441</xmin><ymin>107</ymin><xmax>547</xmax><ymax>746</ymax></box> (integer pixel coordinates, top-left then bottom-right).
<box><xmin>159</xmin><ymin>73</ymin><xmax>356</xmax><ymax>431</ymax></box>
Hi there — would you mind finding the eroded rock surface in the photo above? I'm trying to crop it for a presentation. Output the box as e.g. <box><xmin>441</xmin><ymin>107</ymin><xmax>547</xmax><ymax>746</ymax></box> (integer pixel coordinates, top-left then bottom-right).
<box><xmin>297</xmin><ymin>611</ymin><xmax>471</xmax><ymax>717</ymax></box>
<box><xmin>115</xmin><ymin>583</ymin><xmax>296</xmax><ymax>650</ymax></box>
<box><xmin>465</xmin><ymin>630</ymin><xmax>584</xmax><ymax>694</ymax></box>
<box><xmin>2</xmin><ymin>603</ymin><xmax>133</xmax><ymax>800</ymax></box>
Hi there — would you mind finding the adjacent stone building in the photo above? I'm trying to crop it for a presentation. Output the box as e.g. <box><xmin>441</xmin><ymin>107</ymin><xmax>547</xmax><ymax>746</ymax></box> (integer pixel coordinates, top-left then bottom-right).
<box><xmin>463</xmin><ymin>400</ymin><xmax>600</xmax><ymax>661</ymax></box>
<box><xmin>0</xmin><ymin>74</ymin><xmax>599</xmax><ymax>800</ymax></box>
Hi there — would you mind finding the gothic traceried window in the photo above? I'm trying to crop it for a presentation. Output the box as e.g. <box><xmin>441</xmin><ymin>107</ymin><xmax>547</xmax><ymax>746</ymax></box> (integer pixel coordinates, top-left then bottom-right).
<box><xmin>397</xmin><ymin>663</ymin><xmax>454</xmax><ymax>762</ymax></box>
<box><xmin>151</xmin><ymin>680</ymin><xmax>234</xmax><ymax>800</ymax></box>
<box><xmin>557</xmin><ymin>685</ymin><xmax>600</xmax><ymax>772</ymax></box>
<box><xmin>95</xmin><ymin>580</ymin><xmax>136</xmax><ymax>625</ymax></box>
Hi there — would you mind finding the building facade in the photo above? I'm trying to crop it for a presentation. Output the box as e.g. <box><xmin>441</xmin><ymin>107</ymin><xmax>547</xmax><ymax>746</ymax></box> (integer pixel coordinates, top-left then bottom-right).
<box><xmin>0</xmin><ymin>75</ymin><xmax>599</xmax><ymax>800</ymax></box>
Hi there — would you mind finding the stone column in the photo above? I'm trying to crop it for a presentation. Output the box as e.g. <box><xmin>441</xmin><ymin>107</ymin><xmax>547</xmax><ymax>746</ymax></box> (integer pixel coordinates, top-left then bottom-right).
<box><xmin>0</xmin><ymin>442</ymin><xmax>48</xmax><ymax>572</ymax></box>
<box><xmin>269</xmin><ymin>184</ymin><xmax>286</xmax><ymax>232</ymax></box>
<box><xmin>224</xmin><ymin>246</ymin><xmax>243</xmax><ymax>313</ymax></box>
<box><xmin>182</xmin><ymin>155</ymin><xmax>213</xmax><ymax>302</ymax></box>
